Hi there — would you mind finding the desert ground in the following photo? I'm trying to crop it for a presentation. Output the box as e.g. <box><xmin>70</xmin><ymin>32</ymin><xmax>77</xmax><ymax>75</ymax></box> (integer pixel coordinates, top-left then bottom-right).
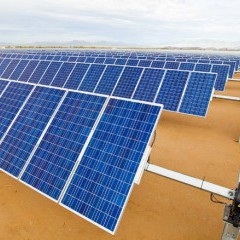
<box><xmin>0</xmin><ymin>73</ymin><xmax>239</xmax><ymax>240</ymax></box>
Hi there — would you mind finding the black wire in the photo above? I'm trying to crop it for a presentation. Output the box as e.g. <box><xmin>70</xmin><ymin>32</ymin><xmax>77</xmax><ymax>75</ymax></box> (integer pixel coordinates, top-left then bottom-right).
<box><xmin>210</xmin><ymin>193</ymin><xmax>227</xmax><ymax>205</ymax></box>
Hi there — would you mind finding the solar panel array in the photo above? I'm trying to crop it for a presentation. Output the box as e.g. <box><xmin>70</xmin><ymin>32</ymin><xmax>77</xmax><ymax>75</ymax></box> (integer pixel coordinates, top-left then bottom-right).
<box><xmin>0</xmin><ymin>77</ymin><xmax>163</xmax><ymax>234</ymax></box>
<box><xmin>0</xmin><ymin>56</ymin><xmax>218</xmax><ymax>117</ymax></box>
<box><xmin>0</xmin><ymin>48</ymin><xmax>239</xmax><ymax>234</ymax></box>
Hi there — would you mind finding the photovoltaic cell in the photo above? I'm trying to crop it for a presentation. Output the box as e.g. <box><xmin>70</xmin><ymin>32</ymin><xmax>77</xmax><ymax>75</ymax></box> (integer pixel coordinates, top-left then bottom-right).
<box><xmin>64</xmin><ymin>63</ymin><xmax>90</xmax><ymax>90</ymax></box>
<box><xmin>39</xmin><ymin>61</ymin><xmax>62</xmax><ymax>85</ymax></box>
<box><xmin>85</xmin><ymin>57</ymin><xmax>95</xmax><ymax>63</ymax></box>
<box><xmin>79</xmin><ymin>64</ymin><xmax>106</xmax><ymax>92</ymax></box>
<box><xmin>51</xmin><ymin>62</ymin><xmax>75</xmax><ymax>87</ymax></box>
<box><xmin>0</xmin><ymin>82</ymin><xmax>33</xmax><ymax>139</ymax></box>
<box><xmin>61</xmin><ymin>98</ymin><xmax>162</xmax><ymax>234</ymax></box>
<box><xmin>94</xmin><ymin>58</ymin><xmax>105</xmax><ymax>64</ymax></box>
<box><xmin>1</xmin><ymin>60</ymin><xmax>20</xmax><ymax>79</ymax></box>
<box><xmin>0</xmin><ymin>80</ymin><xmax>9</xmax><ymax>94</ymax></box>
<box><xmin>21</xmin><ymin>92</ymin><xmax>107</xmax><ymax>200</ymax></box>
<box><xmin>28</xmin><ymin>61</ymin><xmax>51</xmax><ymax>84</ymax></box>
<box><xmin>113</xmin><ymin>67</ymin><xmax>143</xmax><ymax>98</ymax></box>
<box><xmin>10</xmin><ymin>60</ymin><xmax>29</xmax><ymax>80</ymax></box>
<box><xmin>179</xmin><ymin>72</ymin><xmax>216</xmax><ymax>117</ymax></box>
<box><xmin>155</xmin><ymin>70</ymin><xmax>189</xmax><ymax>111</ymax></box>
<box><xmin>18</xmin><ymin>60</ymin><xmax>39</xmax><ymax>82</ymax></box>
<box><xmin>0</xmin><ymin>87</ymin><xmax>64</xmax><ymax>177</ymax></box>
<box><xmin>133</xmin><ymin>68</ymin><xmax>165</xmax><ymax>102</ymax></box>
<box><xmin>223</xmin><ymin>61</ymin><xmax>235</xmax><ymax>78</ymax></box>
<box><xmin>95</xmin><ymin>65</ymin><xmax>123</xmax><ymax>95</ymax></box>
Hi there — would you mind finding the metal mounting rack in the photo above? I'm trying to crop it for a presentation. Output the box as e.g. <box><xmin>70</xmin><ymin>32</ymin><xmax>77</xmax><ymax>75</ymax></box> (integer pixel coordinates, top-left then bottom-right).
<box><xmin>145</xmin><ymin>162</ymin><xmax>240</xmax><ymax>240</ymax></box>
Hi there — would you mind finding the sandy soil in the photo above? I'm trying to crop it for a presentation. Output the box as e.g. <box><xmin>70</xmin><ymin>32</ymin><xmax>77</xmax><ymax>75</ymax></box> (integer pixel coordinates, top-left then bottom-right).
<box><xmin>0</xmin><ymin>75</ymin><xmax>240</xmax><ymax>240</ymax></box>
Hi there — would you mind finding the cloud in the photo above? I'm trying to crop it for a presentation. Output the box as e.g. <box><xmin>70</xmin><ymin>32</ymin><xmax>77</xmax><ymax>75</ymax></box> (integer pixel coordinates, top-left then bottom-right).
<box><xmin>0</xmin><ymin>0</ymin><xmax>239</xmax><ymax>46</ymax></box>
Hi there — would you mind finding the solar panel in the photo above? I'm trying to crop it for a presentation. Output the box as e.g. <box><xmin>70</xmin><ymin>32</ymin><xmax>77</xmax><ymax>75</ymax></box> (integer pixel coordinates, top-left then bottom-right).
<box><xmin>0</xmin><ymin>82</ymin><xmax>34</xmax><ymax>139</ymax></box>
<box><xmin>115</xmin><ymin>59</ymin><xmax>127</xmax><ymax>65</ymax></box>
<box><xmin>10</xmin><ymin>60</ymin><xmax>29</xmax><ymax>80</ymax></box>
<box><xmin>1</xmin><ymin>60</ymin><xmax>20</xmax><ymax>79</ymax></box>
<box><xmin>164</xmin><ymin>61</ymin><xmax>180</xmax><ymax>70</ymax></box>
<box><xmin>0</xmin><ymin>59</ymin><xmax>11</xmax><ymax>76</ymax></box>
<box><xmin>78</xmin><ymin>64</ymin><xmax>106</xmax><ymax>92</ymax></box>
<box><xmin>51</xmin><ymin>62</ymin><xmax>75</xmax><ymax>87</ymax></box>
<box><xmin>94</xmin><ymin>58</ymin><xmax>105</xmax><ymax>64</ymax></box>
<box><xmin>138</xmin><ymin>60</ymin><xmax>152</xmax><ymax>67</ymax></box>
<box><xmin>0</xmin><ymin>87</ymin><xmax>65</xmax><ymax>177</ymax></box>
<box><xmin>151</xmin><ymin>61</ymin><xmax>165</xmax><ymax>68</ymax></box>
<box><xmin>39</xmin><ymin>61</ymin><xmax>62</xmax><ymax>85</ymax></box>
<box><xmin>104</xmin><ymin>58</ymin><xmax>116</xmax><ymax>65</ymax></box>
<box><xmin>223</xmin><ymin>61</ymin><xmax>235</xmax><ymax>78</ymax></box>
<box><xmin>94</xmin><ymin>65</ymin><xmax>123</xmax><ymax>95</ymax></box>
<box><xmin>60</xmin><ymin>98</ymin><xmax>163</xmax><ymax>234</ymax></box>
<box><xmin>18</xmin><ymin>60</ymin><xmax>39</xmax><ymax>82</ymax></box>
<box><xmin>64</xmin><ymin>63</ymin><xmax>90</xmax><ymax>90</ymax></box>
<box><xmin>179</xmin><ymin>72</ymin><xmax>216</xmax><ymax>117</ymax></box>
<box><xmin>133</xmin><ymin>68</ymin><xmax>165</xmax><ymax>102</ymax></box>
<box><xmin>126</xmin><ymin>59</ymin><xmax>139</xmax><ymax>66</ymax></box>
<box><xmin>194</xmin><ymin>64</ymin><xmax>211</xmax><ymax>72</ymax></box>
<box><xmin>85</xmin><ymin>57</ymin><xmax>95</xmax><ymax>63</ymax></box>
<box><xmin>113</xmin><ymin>67</ymin><xmax>143</xmax><ymax>98</ymax></box>
<box><xmin>28</xmin><ymin>61</ymin><xmax>51</xmax><ymax>84</ymax></box>
<box><xmin>20</xmin><ymin>92</ymin><xmax>107</xmax><ymax>200</ymax></box>
<box><xmin>155</xmin><ymin>70</ymin><xmax>189</xmax><ymax>111</ymax></box>
<box><xmin>212</xmin><ymin>65</ymin><xmax>229</xmax><ymax>91</ymax></box>
<box><xmin>179</xmin><ymin>62</ymin><xmax>195</xmax><ymax>71</ymax></box>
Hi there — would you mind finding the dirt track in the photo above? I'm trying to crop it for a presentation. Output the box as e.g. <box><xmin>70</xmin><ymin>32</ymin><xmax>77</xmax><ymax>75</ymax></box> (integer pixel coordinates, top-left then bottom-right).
<box><xmin>0</xmin><ymin>76</ymin><xmax>239</xmax><ymax>240</ymax></box>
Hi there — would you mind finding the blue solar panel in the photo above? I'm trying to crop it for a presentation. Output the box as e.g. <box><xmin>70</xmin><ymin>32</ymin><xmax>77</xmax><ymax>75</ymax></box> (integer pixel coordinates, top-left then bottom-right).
<box><xmin>68</xmin><ymin>57</ymin><xmax>78</xmax><ymax>62</ymax></box>
<box><xmin>138</xmin><ymin>60</ymin><xmax>152</xmax><ymax>67</ymax></box>
<box><xmin>133</xmin><ymin>69</ymin><xmax>165</xmax><ymax>102</ymax></box>
<box><xmin>51</xmin><ymin>62</ymin><xmax>75</xmax><ymax>87</ymax></box>
<box><xmin>64</xmin><ymin>63</ymin><xmax>90</xmax><ymax>90</ymax></box>
<box><xmin>179</xmin><ymin>62</ymin><xmax>195</xmax><ymax>71</ymax></box>
<box><xmin>76</xmin><ymin>57</ymin><xmax>86</xmax><ymax>63</ymax></box>
<box><xmin>21</xmin><ymin>92</ymin><xmax>107</xmax><ymax>200</ymax></box>
<box><xmin>0</xmin><ymin>87</ymin><xmax>64</xmax><ymax>177</ymax></box>
<box><xmin>79</xmin><ymin>64</ymin><xmax>106</xmax><ymax>92</ymax></box>
<box><xmin>104</xmin><ymin>58</ymin><xmax>116</xmax><ymax>65</ymax></box>
<box><xmin>211</xmin><ymin>65</ymin><xmax>229</xmax><ymax>91</ymax></box>
<box><xmin>85</xmin><ymin>57</ymin><xmax>95</xmax><ymax>63</ymax></box>
<box><xmin>60</xmin><ymin>56</ymin><xmax>69</xmax><ymax>62</ymax></box>
<box><xmin>223</xmin><ymin>61</ymin><xmax>235</xmax><ymax>78</ymax></box>
<box><xmin>155</xmin><ymin>70</ymin><xmax>189</xmax><ymax>111</ymax></box>
<box><xmin>10</xmin><ymin>60</ymin><xmax>29</xmax><ymax>80</ymax></box>
<box><xmin>39</xmin><ymin>62</ymin><xmax>62</xmax><ymax>85</ymax></box>
<box><xmin>18</xmin><ymin>60</ymin><xmax>39</xmax><ymax>82</ymax></box>
<box><xmin>0</xmin><ymin>80</ymin><xmax>9</xmax><ymax>93</ymax></box>
<box><xmin>61</xmin><ymin>98</ymin><xmax>162</xmax><ymax>234</ymax></box>
<box><xmin>53</xmin><ymin>56</ymin><xmax>61</xmax><ymax>61</ymax></box>
<box><xmin>94</xmin><ymin>58</ymin><xmax>105</xmax><ymax>64</ymax></box>
<box><xmin>0</xmin><ymin>82</ymin><xmax>33</xmax><ymax>139</ymax></box>
<box><xmin>151</xmin><ymin>61</ymin><xmax>165</xmax><ymax>68</ymax></box>
<box><xmin>28</xmin><ymin>61</ymin><xmax>50</xmax><ymax>84</ymax></box>
<box><xmin>95</xmin><ymin>65</ymin><xmax>123</xmax><ymax>95</ymax></box>
<box><xmin>113</xmin><ymin>67</ymin><xmax>143</xmax><ymax>98</ymax></box>
<box><xmin>194</xmin><ymin>64</ymin><xmax>211</xmax><ymax>72</ymax></box>
<box><xmin>46</xmin><ymin>56</ymin><xmax>54</xmax><ymax>60</ymax></box>
<box><xmin>126</xmin><ymin>59</ymin><xmax>139</xmax><ymax>66</ymax></box>
<box><xmin>164</xmin><ymin>61</ymin><xmax>180</xmax><ymax>70</ymax></box>
<box><xmin>0</xmin><ymin>59</ymin><xmax>11</xmax><ymax>76</ymax></box>
<box><xmin>179</xmin><ymin>72</ymin><xmax>216</xmax><ymax>117</ymax></box>
<box><xmin>115</xmin><ymin>59</ymin><xmax>127</xmax><ymax>65</ymax></box>
<box><xmin>1</xmin><ymin>60</ymin><xmax>20</xmax><ymax>79</ymax></box>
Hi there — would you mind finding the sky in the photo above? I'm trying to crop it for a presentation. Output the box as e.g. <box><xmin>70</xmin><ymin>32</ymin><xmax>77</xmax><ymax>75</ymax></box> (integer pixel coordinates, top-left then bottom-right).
<box><xmin>0</xmin><ymin>0</ymin><xmax>239</xmax><ymax>46</ymax></box>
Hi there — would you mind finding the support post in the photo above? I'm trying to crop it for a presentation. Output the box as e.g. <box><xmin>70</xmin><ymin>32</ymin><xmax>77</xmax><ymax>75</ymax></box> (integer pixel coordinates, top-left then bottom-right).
<box><xmin>213</xmin><ymin>95</ymin><xmax>240</xmax><ymax>102</ymax></box>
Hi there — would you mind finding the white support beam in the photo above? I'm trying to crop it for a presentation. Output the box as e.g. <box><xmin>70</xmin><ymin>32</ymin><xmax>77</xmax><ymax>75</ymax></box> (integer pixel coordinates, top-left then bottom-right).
<box><xmin>213</xmin><ymin>95</ymin><xmax>240</xmax><ymax>101</ymax></box>
<box><xmin>145</xmin><ymin>163</ymin><xmax>235</xmax><ymax>200</ymax></box>
<box><xmin>229</xmin><ymin>78</ymin><xmax>240</xmax><ymax>82</ymax></box>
